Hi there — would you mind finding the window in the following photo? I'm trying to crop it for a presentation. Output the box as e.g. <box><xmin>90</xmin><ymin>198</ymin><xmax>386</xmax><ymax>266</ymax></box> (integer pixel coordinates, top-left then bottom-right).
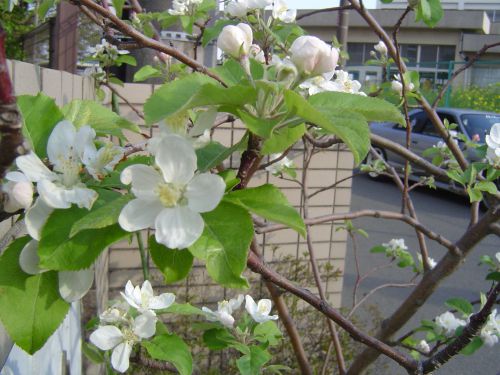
<box><xmin>438</xmin><ymin>46</ymin><xmax>455</xmax><ymax>62</ymax></box>
<box><xmin>419</xmin><ymin>45</ymin><xmax>438</xmax><ymax>67</ymax></box>
<box><xmin>347</xmin><ymin>43</ymin><xmax>365</xmax><ymax>65</ymax></box>
<box><xmin>401</xmin><ymin>44</ymin><xmax>418</xmax><ymax>65</ymax></box>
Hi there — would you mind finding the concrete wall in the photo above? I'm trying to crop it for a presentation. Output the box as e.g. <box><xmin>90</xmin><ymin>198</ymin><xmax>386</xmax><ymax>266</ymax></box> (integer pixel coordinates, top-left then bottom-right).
<box><xmin>0</xmin><ymin>60</ymin><xmax>94</xmax><ymax>375</ymax></box>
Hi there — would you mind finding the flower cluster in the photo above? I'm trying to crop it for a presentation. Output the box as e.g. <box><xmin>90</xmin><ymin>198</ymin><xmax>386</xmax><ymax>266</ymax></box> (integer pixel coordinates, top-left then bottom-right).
<box><xmin>391</xmin><ymin>74</ymin><xmax>415</xmax><ymax>96</ymax></box>
<box><xmin>485</xmin><ymin>123</ymin><xmax>500</xmax><ymax>167</ymax></box>
<box><xmin>382</xmin><ymin>238</ymin><xmax>408</xmax><ymax>255</ymax></box>
<box><xmin>118</xmin><ymin>134</ymin><xmax>225</xmax><ymax>249</ymax></box>
<box><xmin>88</xmin><ymin>39</ymin><xmax>129</xmax><ymax>66</ymax></box>
<box><xmin>265</xmin><ymin>153</ymin><xmax>294</xmax><ymax>175</ymax></box>
<box><xmin>2</xmin><ymin>120</ymin><xmax>123</xmax><ymax>303</ymax></box>
<box><xmin>202</xmin><ymin>294</ymin><xmax>278</xmax><ymax>327</ymax></box>
<box><xmin>90</xmin><ymin>280</ymin><xmax>175</xmax><ymax>372</ymax></box>
<box><xmin>300</xmin><ymin>70</ymin><xmax>365</xmax><ymax>97</ymax></box>
<box><xmin>168</xmin><ymin>0</ymin><xmax>203</xmax><ymax>16</ymax></box>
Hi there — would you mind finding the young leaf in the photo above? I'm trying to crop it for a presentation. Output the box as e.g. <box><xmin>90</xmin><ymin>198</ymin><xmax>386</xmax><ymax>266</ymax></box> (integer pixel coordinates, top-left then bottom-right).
<box><xmin>0</xmin><ymin>236</ymin><xmax>70</xmax><ymax>354</ymax></box>
<box><xmin>196</xmin><ymin>141</ymin><xmax>230</xmax><ymax>172</ymax></box>
<box><xmin>460</xmin><ymin>336</ymin><xmax>483</xmax><ymax>355</ymax></box>
<box><xmin>261</xmin><ymin>124</ymin><xmax>305</xmax><ymax>155</ymax></box>
<box><xmin>149</xmin><ymin>236</ymin><xmax>194</xmax><ymax>283</ymax></box>
<box><xmin>133</xmin><ymin>65</ymin><xmax>163</xmax><ymax>82</ymax></box>
<box><xmin>142</xmin><ymin>334</ymin><xmax>193</xmax><ymax>375</ymax></box>
<box><xmin>202</xmin><ymin>19</ymin><xmax>238</xmax><ymax>47</ymax></box>
<box><xmin>17</xmin><ymin>93</ymin><xmax>64</xmax><ymax>158</ymax></box>
<box><xmin>189</xmin><ymin>201</ymin><xmax>253</xmax><ymax>288</ymax></box>
<box><xmin>162</xmin><ymin>303</ymin><xmax>204</xmax><ymax>316</ymax></box>
<box><xmin>253</xmin><ymin>321</ymin><xmax>282</xmax><ymax>346</ymax></box>
<box><xmin>445</xmin><ymin>298</ymin><xmax>473</xmax><ymax>316</ymax></box>
<box><xmin>111</xmin><ymin>0</ymin><xmax>125</xmax><ymax>18</ymax></box>
<box><xmin>236</xmin><ymin>346</ymin><xmax>272</xmax><ymax>375</ymax></box>
<box><xmin>225</xmin><ymin>184</ymin><xmax>306</xmax><ymax>237</ymax></box>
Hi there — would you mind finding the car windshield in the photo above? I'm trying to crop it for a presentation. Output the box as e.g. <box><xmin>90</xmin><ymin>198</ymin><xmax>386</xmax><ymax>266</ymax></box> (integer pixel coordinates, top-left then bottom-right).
<box><xmin>460</xmin><ymin>113</ymin><xmax>500</xmax><ymax>143</ymax></box>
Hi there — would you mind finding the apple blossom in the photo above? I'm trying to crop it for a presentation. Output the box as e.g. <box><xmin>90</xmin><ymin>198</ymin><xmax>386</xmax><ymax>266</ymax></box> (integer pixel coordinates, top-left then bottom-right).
<box><xmin>15</xmin><ymin>121</ymin><xmax>98</xmax><ymax>210</ymax></box>
<box><xmin>271</xmin><ymin>55</ymin><xmax>298</xmax><ymax>83</ymax></box>
<box><xmin>485</xmin><ymin>123</ymin><xmax>500</xmax><ymax>167</ymax></box>
<box><xmin>329</xmin><ymin>70</ymin><xmax>365</xmax><ymax>96</ymax></box>
<box><xmin>148</xmin><ymin>119</ymin><xmax>211</xmax><ymax>153</ymax></box>
<box><xmin>391</xmin><ymin>74</ymin><xmax>415</xmax><ymax>96</ymax></box>
<box><xmin>121</xmin><ymin>280</ymin><xmax>175</xmax><ymax>313</ymax></box>
<box><xmin>217</xmin><ymin>23</ymin><xmax>253</xmax><ymax>59</ymax></box>
<box><xmin>249</xmin><ymin>44</ymin><xmax>266</xmax><ymax>63</ymax></box>
<box><xmin>82</xmin><ymin>142</ymin><xmax>124</xmax><ymax>180</ymax></box>
<box><xmin>383</xmin><ymin>238</ymin><xmax>408</xmax><ymax>252</ymax></box>
<box><xmin>479</xmin><ymin>309</ymin><xmax>500</xmax><ymax>347</ymax></box>
<box><xmin>374</xmin><ymin>40</ymin><xmax>388</xmax><ymax>56</ymax></box>
<box><xmin>168</xmin><ymin>0</ymin><xmax>203</xmax><ymax>16</ymax></box>
<box><xmin>435</xmin><ymin>311</ymin><xmax>466</xmax><ymax>336</ymax></box>
<box><xmin>1</xmin><ymin>171</ymin><xmax>33</xmax><ymax>212</ymax></box>
<box><xmin>118</xmin><ymin>134</ymin><xmax>225</xmax><ymax>249</ymax></box>
<box><xmin>226</xmin><ymin>0</ymin><xmax>249</xmax><ymax>17</ymax></box>
<box><xmin>19</xmin><ymin>240</ymin><xmax>94</xmax><ymax>302</ymax></box>
<box><xmin>88</xmin><ymin>39</ymin><xmax>129</xmax><ymax>65</ymax></box>
<box><xmin>245</xmin><ymin>295</ymin><xmax>278</xmax><ymax>323</ymax></box>
<box><xmin>290</xmin><ymin>36</ymin><xmax>339</xmax><ymax>76</ymax></box>
<box><xmin>90</xmin><ymin>310</ymin><xmax>157</xmax><ymax>373</ymax></box>
<box><xmin>265</xmin><ymin>154</ymin><xmax>294</xmax><ymax>175</ymax></box>
<box><xmin>416</xmin><ymin>339</ymin><xmax>430</xmax><ymax>354</ymax></box>
<box><xmin>272</xmin><ymin>0</ymin><xmax>296</xmax><ymax>23</ymax></box>
<box><xmin>202</xmin><ymin>295</ymin><xmax>244</xmax><ymax>328</ymax></box>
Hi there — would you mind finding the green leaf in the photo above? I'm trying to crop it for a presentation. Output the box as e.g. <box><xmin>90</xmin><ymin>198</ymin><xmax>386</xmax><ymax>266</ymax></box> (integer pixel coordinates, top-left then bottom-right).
<box><xmin>144</xmin><ymin>74</ymin><xmax>216</xmax><ymax>124</ymax></box>
<box><xmin>445</xmin><ymin>298</ymin><xmax>473</xmax><ymax>316</ymax></box>
<box><xmin>467</xmin><ymin>186</ymin><xmax>483</xmax><ymax>202</ymax></box>
<box><xmin>196</xmin><ymin>141</ymin><xmax>229</xmax><ymax>172</ymax></box>
<box><xmin>284</xmin><ymin>90</ymin><xmax>370</xmax><ymax>164</ymax></box>
<box><xmin>460</xmin><ymin>336</ymin><xmax>483</xmax><ymax>355</ymax></box>
<box><xmin>111</xmin><ymin>0</ymin><xmax>125</xmax><ymax>18</ymax></box>
<box><xmin>396</xmin><ymin>251</ymin><xmax>414</xmax><ymax>268</ymax></box>
<box><xmin>116</xmin><ymin>54</ymin><xmax>137</xmax><ymax>66</ymax></box>
<box><xmin>70</xmin><ymin>195</ymin><xmax>131</xmax><ymax>237</ymax></box>
<box><xmin>39</xmin><ymin>192</ymin><xmax>129</xmax><ymax>270</ymax></box>
<box><xmin>142</xmin><ymin>334</ymin><xmax>193</xmax><ymax>375</ymax></box>
<box><xmin>253</xmin><ymin>321</ymin><xmax>282</xmax><ymax>346</ymax></box>
<box><xmin>236</xmin><ymin>346</ymin><xmax>272</xmax><ymax>375</ymax></box>
<box><xmin>62</xmin><ymin>100</ymin><xmax>140</xmax><ymax>137</ymax></box>
<box><xmin>203</xmin><ymin>328</ymin><xmax>249</xmax><ymax>353</ymax></box>
<box><xmin>416</xmin><ymin>0</ymin><xmax>443</xmax><ymax>27</ymax></box>
<box><xmin>37</xmin><ymin>0</ymin><xmax>54</xmax><ymax>19</ymax></box>
<box><xmin>162</xmin><ymin>303</ymin><xmax>203</xmax><ymax>316</ymax></box>
<box><xmin>261</xmin><ymin>124</ymin><xmax>305</xmax><ymax>155</ymax></box>
<box><xmin>476</xmin><ymin>181</ymin><xmax>498</xmax><ymax>195</ymax></box>
<box><xmin>149</xmin><ymin>236</ymin><xmax>194</xmax><ymax>283</ymax></box>
<box><xmin>17</xmin><ymin>93</ymin><xmax>64</xmax><ymax>158</ymax></box>
<box><xmin>189</xmin><ymin>201</ymin><xmax>253</xmax><ymax>288</ymax></box>
<box><xmin>235</xmin><ymin>109</ymin><xmax>281</xmax><ymax>138</ymax></box>
<box><xmin>225</xmin><ymin>184</ymin><xmax>305</xmax><ymax>237</ymax></box>
<box><xmin>219</xmin><ymin>170</ymin><xmax>240</xmax><ymax>191</ymax></box>
<box><xmin>486</xmin><ymin>272</ymin><xmax>500</xmax><ymax>281</ymax></box>
<box><xmin>82</xmin><ymin>342</ymin><xmax>105</xmax><ymax>364</ymax></box>
<box><xmin>133</xmin><ymin>65</ymin><xmax>163</xmax><ymax>82</ymax></box>
<box><xmin>0</xmin><ymin>236</ymin><xmax>70</xmax><ymax>354</ymax></box>
<box><xmin>211</xmin><ymin>59</ymin><xmax>246</xmax><ymax>86</ymax></box>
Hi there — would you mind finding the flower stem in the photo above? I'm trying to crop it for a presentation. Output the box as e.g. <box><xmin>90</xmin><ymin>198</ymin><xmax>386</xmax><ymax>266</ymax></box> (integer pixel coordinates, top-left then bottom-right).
<box><xmin>136</xmin><ymin>232</ymin><xmax>149</xmax><ymax>280</ymax></box>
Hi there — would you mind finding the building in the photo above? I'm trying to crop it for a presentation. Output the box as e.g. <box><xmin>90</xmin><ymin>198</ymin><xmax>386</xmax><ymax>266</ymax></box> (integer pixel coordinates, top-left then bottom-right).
<box><xmin>297</xmin><ymin>1</ymin><xmax>500</xmax><ymax>88</ymax></box>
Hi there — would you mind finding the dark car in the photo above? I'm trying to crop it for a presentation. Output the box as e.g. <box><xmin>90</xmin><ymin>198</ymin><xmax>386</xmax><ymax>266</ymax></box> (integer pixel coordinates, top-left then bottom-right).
<box><xmin>368</xmin><ymin>108</ymin><xmax>500</xmax><ymax>194</ymax></box>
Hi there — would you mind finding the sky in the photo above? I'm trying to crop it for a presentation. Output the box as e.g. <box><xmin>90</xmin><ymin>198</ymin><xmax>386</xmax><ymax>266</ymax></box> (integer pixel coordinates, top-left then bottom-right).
<box><xmin>286</xmin><ymin>0</ymin><xmax>377</xmax><ymax>9</ymax></box>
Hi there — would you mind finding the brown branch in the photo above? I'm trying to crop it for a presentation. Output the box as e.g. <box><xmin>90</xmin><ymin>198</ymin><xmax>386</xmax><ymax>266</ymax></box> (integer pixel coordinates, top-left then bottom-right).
<box><xmin>258</xmin><ymin>209</ymin><xmax>457</xmax><ymax>254</ymax></box>
<box><xmin>246</xmin><ymin>252</ymin><xmax>419</xmax><ymax>373</ymax></box>
<box><xmin>422</xmin><ymin>283</ymin><xmax>500</xmax><ymax>373</ymax></box>
<box><xmin>308</xmin><ymin>172</ymin><xmax>361</xmax><ymax>199</ymax></box>
<box><xmin>296</xmin><ymin>5</ymin><xmax>354</xmax><ymax>21</ymax></box>
<box><xmin>347</xmin><ymin>204</ymin><xmax>500</xmax><ymax>374</ymax></box>
<box><xmin>70</xmin><ymin>0</ymin><xmax>226</xmax><ymax>86</ymax></box>
<box><xmin>304</xmin><ymin>132</ymin><xmax>343</xmax><ymax>148</ymax></box>
<box><xmin>432</xmin><ymin>42</ymin><xmax>500</xmax><ymax>108</ymax></box>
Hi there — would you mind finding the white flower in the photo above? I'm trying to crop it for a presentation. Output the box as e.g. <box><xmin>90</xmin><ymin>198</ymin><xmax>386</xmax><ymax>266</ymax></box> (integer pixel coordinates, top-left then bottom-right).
<box><xmin>249</xmin><ymin>44</ymin><xmax>266</xmax><ymax>63</ymax></box>
<box><xmin>485</xmin><ymin>123</ymin><xmax>500</xmax><ymax>167</ymax></box>
<box><xmin>435</xmin><ymin>311</ymin><xmax>466</xmax><ymax>336</ymax></box>
<box><xmin>383</xmin><ymin>238</ymin><xmax>407</xmax><ymax>252</ymax></box>
<box><xmin>149</xmin><ymin>120</ymin><xmax>211</xmax><ymax>153</ymax></box>
<box><xmin>374</xmin><ymin>41</ymin><xmax>388</xmax><ymax>56</ymax></box>
<box><xmin>15</xmin><ymin>121</ymin><xmax>98</xmax><ymax>211</ymax></box>
<box><xmin>290</xmin><ymin>36</ymin><xmax>339</xmax><ymax>76</ymax></box>
<box><xmin>118</xmin><ymin>135</ymin><xmax>225</xmax><ymax>249</ymax></box>
<box><xmin>202</xmin><ymin>295</ymin><xmax>244</xmax><ymax>328</ymax></box>
<box><xmin>271</xmin><ymin>55</ymin><xmax>298</xmax><ymax>82</ymax></box>
<box><xmin>2</xmin><ymin>171</ymin><xmax>33</xmax><ymax>212</ymax></box>
<box><xmin>226</xmin><ymin>0</ymin><xmax>249</xmax><ymax>17</ymax></box>
<box><xmin>82</xmin><ymin>142</ymin><xmax>124</xmax><ymax>180</ymax></box>
<box><xmin>245</xmin><ymin>295</ymin><xmax>278</xmax><ymax>323</ymax></box>
<box><xmin>480</xmin><ymin>309</ymin><xmax>500</xmax><ymax>347</ymax></box>
<box><xmin>391</xmin><ymin>74</ymin><xmax>415</xmax><ymax>96</ymax></box>
<box><xmin>330</xmin><ymin>70</ymin><xmax>365</xmax><ymax>95</ymax></box>
<box><xmin>89</xmin><ymin>39</ymin><xmax>128</xmax><ymax>61</ymax></box>
<box><xmin>299</xmin><ymin>71</ymin><xmax>336</xmax><ymax>96</ymax></box>
<box><xmin>416</xmin><ymin>339</ymin><xmax>430</xmax><ymax>354</ymax></box>
<box><xmin>19</xmin><ymin>240</ymin><xmax>94</xmax><ymax>302</ymax></box>
<box><xmin>100</xmin><ymin>306</ymin><xmax>129</xmax><ymax>324</ymax></box>
<box><xmin>417</xmin><ymin>254</ymin><xmax>437</xmax><ymax>270</ymax></box>
<box><xmin>272</xmin><ymin>0</ymin><xmax>296</xmax><ymax>23</ymax></box>
<box><xmin>121</xmin><ymin>280</ymin><xmax>175</xmax><ymax>313</ymax></box>
<box><xmin>265</xmin><ymin>154</ymin><xmax>294</xmax><ymax>175</ymax></box>
<box><xmin>496</xmin><ymin>252</ymin><xmax>500</xmax><ymax>264</ymax></box>
<box><xmin>90</xmin><ymin>310</ymin><xmax>157</xmax><ymax>373</ymax></box>
<box><xmin>217</xmin><ymin>23</ymin><xmax>253</xmax><ymax>59</ymax></box>
<box><xmin>428</xmin><ymin>257</ymin><xmax>437</xmax><ymax>269</ymax></box>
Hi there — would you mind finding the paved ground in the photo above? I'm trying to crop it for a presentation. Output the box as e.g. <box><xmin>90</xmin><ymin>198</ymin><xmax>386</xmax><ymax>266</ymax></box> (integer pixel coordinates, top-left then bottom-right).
<box><xmin>341</xmin><ymin>175</ymin><xmax>499</xmax><ymax>375</ymax></box>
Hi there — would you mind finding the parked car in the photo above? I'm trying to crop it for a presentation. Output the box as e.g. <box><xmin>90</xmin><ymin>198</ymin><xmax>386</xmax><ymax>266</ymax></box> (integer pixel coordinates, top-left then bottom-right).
<box><xmin>368</xmin><ymin>108</ymin><xmax>500</xmax><ymax>194</ymax></box>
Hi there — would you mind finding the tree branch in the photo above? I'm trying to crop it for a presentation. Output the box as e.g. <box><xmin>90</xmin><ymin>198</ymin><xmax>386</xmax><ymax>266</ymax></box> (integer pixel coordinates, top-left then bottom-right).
<box><xmin>296</xmin><ymin>6</ymin><xmax>354</xmax><ymax>21</ymax></box>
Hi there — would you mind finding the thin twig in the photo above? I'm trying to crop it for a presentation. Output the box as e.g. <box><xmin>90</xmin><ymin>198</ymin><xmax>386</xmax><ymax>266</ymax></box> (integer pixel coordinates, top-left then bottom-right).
<box><xmin>296</xmin><ymin>5</ymin><xmax>354</xmax><ymax>21</ymax></box>
<box><xmin>308</xmin><ymin>172</ymin><xmax>361</xmax><ymax>199</ymax></box>
<box><xmin>102</xmin><ymin>82</ymin><xmax>145</xmax><ymax>120</ymax></box>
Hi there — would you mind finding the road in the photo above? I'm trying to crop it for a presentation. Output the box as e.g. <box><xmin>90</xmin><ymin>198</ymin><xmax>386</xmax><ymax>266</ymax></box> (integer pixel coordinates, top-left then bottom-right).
<box><xmin>341</xmin><ymin>175</ymin><xmax>499</xmax><ymax>375</ymax></box>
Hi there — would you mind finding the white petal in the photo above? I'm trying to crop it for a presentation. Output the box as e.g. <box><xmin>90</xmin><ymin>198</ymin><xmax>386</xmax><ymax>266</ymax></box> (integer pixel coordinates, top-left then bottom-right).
<box><xmin>202</xmin><ymin>306</ymin><xmax>218</xmax><ymax>321</ymax></box>
<box><xmin>3</xmin><ymin>174</ymin><xmax>33</xmax><ymax>212</ymax></box>
<box><xmin>148</xmin><ymin>293</ymin><xmax>176</xmax><ymax>310</ymax></box>
<box><xmin>47</xmin><ymin>121</ymin><xmax>78</xmax><ymax>167</ymax></box>
<box><xmin>25</xmin><ymin>198</ymin><xmax>53</xmax><ymax>240</ymax></box>
<box><xmin>5</xmin><ymin>171</ymin><xmax>29</xmax><ymax>183</ymax></box>
<box><xmin>141</xmin><ymin>280</ymin><xmax>154</xmax><ymax>298</ymax></box>
<box><xmin>155</xmin><ymin>135</ymin><xmax>197</xmax><ymax>184</ymax></box>
<box><xmin>75</xmin><ymin>125</ymin><xmax>97</xmax><ymax>159</ymax></box>
<box><xmin>120</xmin><ymin>292</ymin><xmax>140</xmax><ymax>309</ymax></box>
<box><xmin>257</xmin><ymin>299</ymin><xmax>272</xmax><ymax>315</ymax></box>
<box><xmin>19</xmin><ymin>240</ymin><xmax>44</xmax><ymax>274</ymax></box>
<box><xmin>245</xmin><ymin>295</ymin><xmax>258</xmax><ymax>316</ymax></box>
<box><xmin>63</xmin><ymin>185</ymin><xmax>99</xmax><ymax>209</ymax></box>
<box><xmin>37</xmin><ymin>180</ymin><xmax>72</xmax><ymax>209</ymax></box>
<box><xmin>185</xmin><ymin>173</ymin><xmax>225</xmax><ymax>213</ymax></box>
<box><xmin>118</xmin><ymin>198</ymin><xmax>163</xmax><ymax>232</ymax></box>
<box><xmin>111</xmin><ymin>342</ymin><xmax>132</xmax><ymax>373</ymax></box>
<box><xmin>133</xmin><ymin>311</ymin><xmax>157</xmax><ymax>339</ymax></box>
<box><xmin>16</xmin><ymin>153</ymin><xmax>56</xmax><ymax>182</ymax></box>
<box><xmin>229</xmin><ymin>295</ymin><xmax>244</xmax><ymax>311</ymax></box>
<box><xmin>154</xmin><ymin>206</ymin><xmax>204</xmax><ymax>249</ymax></box>
<box><xmin>120</xmin><ymin>164</ymin><xmax>162</xmax><ymax>200</ymax></box>
<box><xmin>90</xmin><ymin>325</ymin><xmax>123</xmax><ymax>350</ymax></box>
<box><xmin>58</xmin><ymin>268</ymin><xmax>94</xmax><ymax>302</ymax></box>
<box><xmin>218</xmin><ymin>311</ymin><xmax>235</xmax><ymax>328</ymax></box>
